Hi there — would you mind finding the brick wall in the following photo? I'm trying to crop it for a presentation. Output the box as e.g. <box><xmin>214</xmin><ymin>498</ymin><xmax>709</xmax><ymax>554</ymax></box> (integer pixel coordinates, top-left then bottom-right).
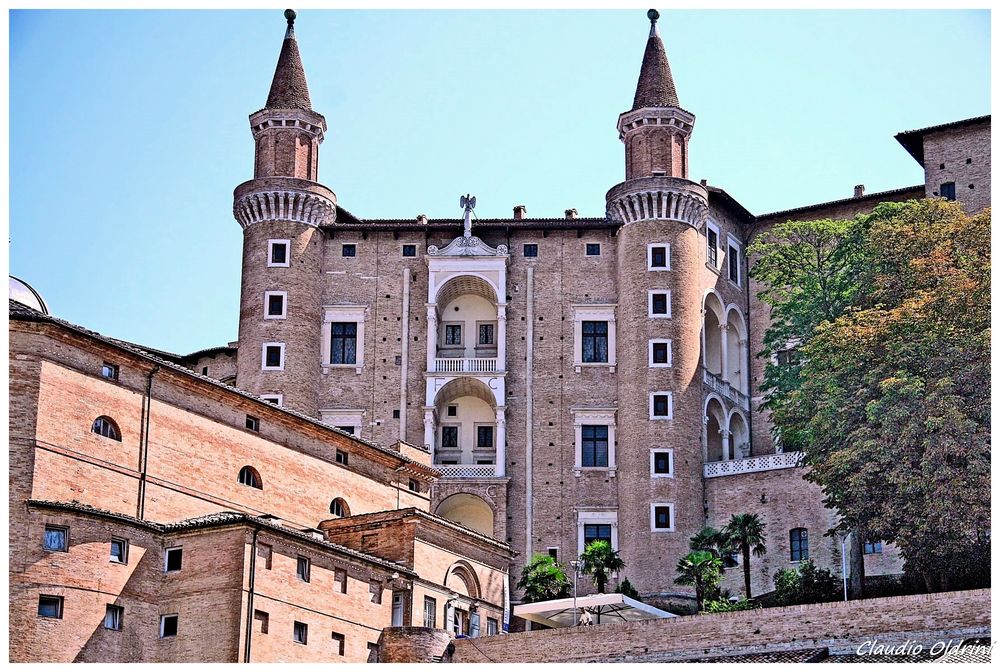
<box><xmin>921</xmin><ymin>122</ymin><xmax>991</xmax><ymax>214</ymax></box>
<box><xmin>448</xmin><ymin>588</ymin><xmax>990</xmax><ymax>663</ymax></box>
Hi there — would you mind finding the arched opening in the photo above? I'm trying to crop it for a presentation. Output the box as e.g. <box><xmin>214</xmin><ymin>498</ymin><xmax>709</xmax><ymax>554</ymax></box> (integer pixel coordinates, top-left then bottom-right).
<box><xmin>91</xmin><ymin>416</ymin><xmax>121</xmax><ymax>442</ymax></box>
<box><xmin>436</xmin><ymin>493</ymin><xmax>494</xmax><ymax>536</ymax></box>
<box><xmin>444</xmin><ymin>561</ymin><xmax>482</xmax><ymax>599</ymax></box>
<box><xmin>238</xmin><ymin>465</ymin><xmax>262</xmax><ymax>489</ymax></box>
<box><xmin>329</xmin><ymin>497</ymin><xmax>350</xmax><ymax>518</ymax></box>
<box><xmin>433</xmin><ymin>275</ymin><xmax>499</xmax><ymax>361</ymax></box>
<box><xmin>728</xmin><ymin>410</ymin><xmax>750</xmax><ymax>460</ymax></box>
<box><xmin>703</xmin><ymin>292</ymin><xmax>725</xmax><ymax>376</ymax></box>
<box><xmin>705</xmin><ymin>397</ymin><xmax>726</xmax><ymax>462</ymax></box>
<box><xmin>726</xmin><ymin>307</ymin><xmax>748</xmax><ymax>393</ymax></box>
<box><xmin>433</xmin><ymin>378</ymin><xmax>498</xmax><ymax>467</ymax></box>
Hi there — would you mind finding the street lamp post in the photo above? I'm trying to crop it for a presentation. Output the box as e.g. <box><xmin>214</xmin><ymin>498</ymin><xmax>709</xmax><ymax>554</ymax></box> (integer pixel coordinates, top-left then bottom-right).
<box><xmin>840</xmin><ymin>531</ymin><xmax>850</xmax><ymax>602</ymax></box>
<box><xmin>570</xmin><ymin>560</ymin><xmax>580</xmax><ymax>626</ymax></box>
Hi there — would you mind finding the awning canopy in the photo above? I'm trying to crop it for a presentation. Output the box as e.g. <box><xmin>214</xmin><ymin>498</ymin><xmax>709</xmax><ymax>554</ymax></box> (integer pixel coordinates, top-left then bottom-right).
<box><xmin>513</xmin><ymin>593</ymin><xmax>676</xmax><ymax>628</ymax></box>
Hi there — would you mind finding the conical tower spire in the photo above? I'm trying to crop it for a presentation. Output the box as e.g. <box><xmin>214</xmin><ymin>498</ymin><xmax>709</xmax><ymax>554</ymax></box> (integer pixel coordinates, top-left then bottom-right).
<box><xmin>266</xmin><ymin>9</ymin><xmax>313</xmax><ymax>110</ymax></box>
<box><xmin>631</xmin><ymin>9</ymin><xmax>679</xmax><ymax>110</ymax></box>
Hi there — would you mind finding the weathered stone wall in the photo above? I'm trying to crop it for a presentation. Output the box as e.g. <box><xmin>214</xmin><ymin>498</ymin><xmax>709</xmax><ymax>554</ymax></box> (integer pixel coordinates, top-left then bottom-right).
<box><xmin>921</xmin><ymin>121</ymin><xmax>991</xmax><ymax>214</ymax></box>
<box><xmin>448</xmin><ymin>588</ymin><xmax>990</xmax><ymax>663</ymax></box>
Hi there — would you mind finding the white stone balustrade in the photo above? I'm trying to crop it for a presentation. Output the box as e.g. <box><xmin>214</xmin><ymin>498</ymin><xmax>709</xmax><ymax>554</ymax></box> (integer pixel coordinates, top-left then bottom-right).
<box><xmin>703</xmin><ymin>369</ymin><xmax>750</xmax><ymax>411</ymax></box>
<box><xmin>436</xmin><ymin>464</ymin><xmax>501</xmax><ymax>479</ymax></box>
<box><xmin>703</xmin><ymin>451</ymin><xmax>804</xmax><ymax>478</ymax></box>
<box><xmin>433</xmin><ymin>358</ymin><xmax>498</xmax><ymax>374</ymax></box>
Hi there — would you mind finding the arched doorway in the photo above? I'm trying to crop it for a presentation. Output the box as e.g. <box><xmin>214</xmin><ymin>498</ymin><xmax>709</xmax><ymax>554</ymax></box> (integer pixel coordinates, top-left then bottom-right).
<box><xmin>705</xmin><ymin>397</ymin><xmax>726</xmax><ymax>462</ymax></box>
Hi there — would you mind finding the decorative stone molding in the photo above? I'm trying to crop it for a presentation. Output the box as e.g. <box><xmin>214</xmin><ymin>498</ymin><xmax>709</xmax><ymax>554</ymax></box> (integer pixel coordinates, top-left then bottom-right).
<box><xmin>233</xmin><ymin>177</ymin><xmax>338</xmax><ymax>228</ymax></box>
<box><xmin>249</xmin><ymin>107</ymin><xmax>327</xmax><ymax>143</ymax></box>
<box><xmin>703</xmin><ymin>451</ymin><xmax>804</xmax><ymax>478</ymax></box>
<box><xmin>617</xmin><ymin>105</ymin><xmax>696</xmax><ymax>141</ymax></box>
<box><xmin>428</xmin><ymin>236</ymin><xmax>508</xmax><ymax>257</ymax></box>
<box><xmin>605</xmin><ymin>176</ymin><xmax>708</xmax><ymax>229</ymax></box>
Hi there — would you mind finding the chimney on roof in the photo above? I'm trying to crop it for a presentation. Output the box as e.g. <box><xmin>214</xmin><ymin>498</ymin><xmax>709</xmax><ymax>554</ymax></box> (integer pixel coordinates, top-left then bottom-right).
<box><xmin>700</xmin><ymin>179</ymin><xmax>708</xmax><ymax>186</ymax></box>
<box><xmin>259</xmin><ymin>514</ymin><xmax>284</xmax><ymax>527</ymax></box>
<box><xmin>853</xmin><ymin>184</ymin><xmax>865</xmax><ymax>198</ymax></box>
<box><xmin>416</xmin><ymin>214</ymin><xmax>428</xmax><ymax>226</ymax></box>
<box><xmin>564</xmin><ymin>208</ymin><xmax>578</xmax><ymax>220</ymax></box>
<box><xmin>513</xmin><ymin>205</ymin><xmax>527</xmax><ymax>220</ymax></box>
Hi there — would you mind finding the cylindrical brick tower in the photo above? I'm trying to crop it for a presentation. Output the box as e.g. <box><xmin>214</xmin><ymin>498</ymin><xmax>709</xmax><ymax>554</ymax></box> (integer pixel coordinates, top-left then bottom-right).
<box><xmin>609</xmin><ymin>9</ymin><xmax>709</xmax><ymax>601</ymax></box>
<box><xmin>233</xmin><ymin>10</ymin><xmax>334</xmax><ymax>417</ymax></box>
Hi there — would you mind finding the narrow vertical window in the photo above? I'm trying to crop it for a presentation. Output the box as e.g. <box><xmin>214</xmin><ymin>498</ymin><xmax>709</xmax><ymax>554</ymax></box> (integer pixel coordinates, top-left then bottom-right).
<box><xmin>581</xmin><ymin>425</ymin><xmax>609</xmax><ymax>468</ymax></box>
<box><xmin>293</xmin><ymin>621</ymin><xmax>308</xmax><ymax>644</ymax></box>
<box><xmin>330</xmin><ymin>323</ymin><xmax>358</xmax><ymax>365</ymax></box>
<box><xmin>728</xmin><ymin>243</ymin><xmax>741</xmax><ymax>286</ymax></box>
<box><xmin>707</xmin><ymin>228</ymin><xmax>719</xmax><ymax>268</ymax></box>
<box><xmin>104</xmin><ymin>605</ymin><xmax>124</xmax><ymax>630</ymax></box>
<box><xmin>296</xmin><ymin>556</ymin><xmax>310</xmax><ymax>582</ymax></box>
<box><xmin>581</xmin><ymin>321</ymin><xmax>609</xmax><ymax>363</ymax></box>
<box><xmin>790</xmin><ymin>528</ymin><xmax>809</xmax><ymax>561</ymax></box>
<box><xmin>423</xmin><ymin>596</ymin><xmax>437</xmax><ymax>628</ymax></box>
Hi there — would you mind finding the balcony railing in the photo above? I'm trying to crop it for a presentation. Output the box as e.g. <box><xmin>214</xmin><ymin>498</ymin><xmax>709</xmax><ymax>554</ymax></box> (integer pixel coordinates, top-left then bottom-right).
<box><xmin>433</xmin><ymin>358</ymin><xmax>498</xmax><ymax>374</ymax></box>
<box><xmin>703</xmin><ymin>370</ymin><xmax>750</xmax><ymax>411</ymax></box>
<box><xmin>435</xmin><ymin>464</ymin><xmax>501</xmax><ymax>479</ymax></box>
<box><xmin>703</xmin><ymin>451</ymin><xmax>804</xmax><ymax>478</ymax></box>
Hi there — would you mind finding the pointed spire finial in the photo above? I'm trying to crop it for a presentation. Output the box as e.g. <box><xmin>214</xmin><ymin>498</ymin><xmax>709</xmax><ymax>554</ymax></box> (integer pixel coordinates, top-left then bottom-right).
<box><xmin>647</xmin><ymin>8</ymin><xmax>659</xmax><ymax>36</ymax></box>
<box><xmin>284</xmin><ymin>9</ymin><xmax>296</xmax><ymax>39</ymax></box>
<box><xmin>266</xmin><ymin>9</ymin><xmax>312</xmax><ymax>109</ymax></box>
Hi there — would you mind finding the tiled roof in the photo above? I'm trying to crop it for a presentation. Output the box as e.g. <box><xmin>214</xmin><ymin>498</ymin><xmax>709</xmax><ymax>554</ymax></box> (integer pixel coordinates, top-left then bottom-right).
<box><xmin>26</xmin><ymin>499</ymin><xmax>415</xmax><ymax>575</ymax></box>
<box><xmin>265</xmin><ymin>18</ymin><xmax>312</xmax><ymax>110</ymax></box>
<box><xmin>689</xmin><ymin>648</ymin><xmax>829</xmax><ymax>663</ymax></box>
<box><xmin>329</xmin><ymin>507</ymin><xmax>513</xmax><ymax>553</ymax></box>
<box><xmin>895</xmin><ymin>115</ymin><xmax>990</xmax><ymax>166</ymax></box>
<box><xmin>9</xmin><ymin>300</ymin><xmax>437</xmax><ymax>477</ymax></box>
<box><xmin>755</xmin><ymin>184</ymin><xmax>925</xmax><ymax>223</ymax></box>
<box><xmin>632</xmin><ymin>20</ymin><xmax>680</xmax><ymax>110</ymax></box>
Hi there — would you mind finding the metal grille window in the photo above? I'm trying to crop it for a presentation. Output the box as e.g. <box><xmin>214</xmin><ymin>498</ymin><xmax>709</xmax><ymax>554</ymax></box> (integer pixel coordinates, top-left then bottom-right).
<box><xmin>478</xmin><ymin>323</ymin><xmax>495</xmax><ymax>345</ymax></box>
<box><xmin>477</xmin><ymin>425</ymin><xmax>494</xmax><ymax>448</ymax></box>
<box><xmin>330</xmin><ymin>322</ymin><xmax>358</xmax><ymax>364</ymax></box>
<box><xmin>445</xmin><ymin>324</ymin><xmax>462</xmax><ymax>345</ymax></box>
<box><xmin>441</xmin><ymin>426</ymin><xmax>459</xmax><ymax>448</ymax></box>
<box><xmin>402</xmin><ymin>244</ymin><xmax>417</xmax><ymax>257</ymax></box>
<box><xmin>790</xmin><ymin>528</ymin><xmax>809</xmax><ymax>561</ymax></box>
<box><xmin>581</xmin><ymin>425</ymin><xmax>609</xmax><ymax>467</ymax></box>
<box><xmin>583</xmin><ymin>523</ymin><xmax>612</xmax><ymax>547</ymax></box>
<box><xmin>581</xmin><ymin>321</ymin><xmax>609</xmax><ymax>363</ymax></box>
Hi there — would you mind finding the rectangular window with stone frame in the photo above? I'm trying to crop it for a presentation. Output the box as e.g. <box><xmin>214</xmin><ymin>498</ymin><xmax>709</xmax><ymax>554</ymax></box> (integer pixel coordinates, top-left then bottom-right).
<box><xmin>330</xmin><ymin>322</ymin><xmax>357</xmax><ymax>365</ymax></box>
<box><xmin>584</xmin><ymin>523</ymin><xmax>612</xmax><ymax>547</ymax></box>
<box><xmin>581</xmin><ymin>425</ymin><xmax>609</xmax><ymax>468</ymax></box>
<box><xmin>581</xmin><ymin>321</ymin><xmax>609</xmax><ymax>363</ymax></box>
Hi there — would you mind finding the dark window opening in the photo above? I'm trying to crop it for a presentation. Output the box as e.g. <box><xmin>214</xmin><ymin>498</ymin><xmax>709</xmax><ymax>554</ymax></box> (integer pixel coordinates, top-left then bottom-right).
<box><xmin>707</xmin><ymin>229</ymin><xmax>719</xmax><ymax>267</ymax></box>
<box><xmin>652</xmin><ymin>394</ymin><xmax>671</xmax><ymax>417</ymax></box>
<box><xmin>336</xmin><ymin>449</ymin><xmax>349</xmax><ymax>465</ymax></box>
<box><xmin>238</xmin><ymin>465</ymin><xmax>262</xmax><ymax>489</ymax></box>
<box><xmin>940</xmin><ymin>182</ymin><xmax>956</xmax><ymax>200</ymax></box>
<box><xmin>264</xmin><ymin>345</ymin><xmax>282</xmax><ymax>368</ymax></box>
<box><xmin>110</xmin><ymin>538</ymin><xmax>128</xmax><ymax>563</ymax></box>
<box><xmin>651</xmin><ymin>293</ymin><xmax>669</xmax><ymax>315</ymax></box>
<box><xmin>650</xmin><ymin>246</ymin><xmax>667</xmax><ymax>268</ymax></box>
<box><xmin>38</xmin><ymin>595</ymin><xmax>63</xmax><ymax>619</ymax></box>
<box><xmin>402</xmin><ymin>244</ymin><xmax>417</xmax><ymax>257</ymax></box>
<box><xmin>160</xmin><ymin>614</ymin><xmax>179</xmax><ymax>638</ymax></box>
<box><xmin>92</xmin><ymin>416</ymin><xmax>121</xmax><ymax>441</ymax></box>
<box><xmin>790</xmin><ymin>528</ymin><xmax>809</xmax><ymax>561</ymax></box>
<box><xmin>654</xmin><ymin>505</ymin><xmax>672</xmax><ymax>529</ymax></box>
<box><xmin>267</xmin><ymin>294</ymin><xmax>284</xmax><ymax>316</ymax></box>
<box><xmin>653</xmin><ymin>451</ymin><xmax>671</xmax><ymax>475</ymax></box>
<box><xmin>342</xmin><ymin>244</ymin><xmax>357</xmax><ymax>257</ymax></box>
<box><xmin>441</xmin><ymin>426</ymin><xmax>459</xmax><ymax>448</ymax></box>
<box><xmin>584</xmin><ymin>523</ymin><xmax>612</xmax><ymax>547</ymax></box>
<box><xmin>269</xmin><ymin>242</ymin><xmax>287</xmax><ymax>265</ymax></box>
<box><xmin>101</xmin><ymin>363</ymin><xmax>119</xmax><ymax>380</ymax></box>
<box><xmin>246</xmin><ymin>415</ymin><xmax>260</xmax><ymax>432</ymax></box>
<box><xmin>581</xmin><ymin>320</ymin><xmax>609</xmax><ymax>363</ymax></box>
<box><xmin>165</xmin><ymin>547</ymin><xmax>183</xmax><ymax>572</ymax></box>
<box><xmin>296</xmin><ymin>556</ymin><xmax>311</xmax><ymax>582</ymax></box>
<box><xmin>477</xmin><ymin>425</ymin><xmax>494</xmax><ymax>448</ymax></box>
<box><xmin>445</xmin><ymin>324</ymin><xmax>462</xmax><ymax>345</ymax></box>
<box><xmin>581</xmin><ymin>425</ymin><xmax>609</xmax><ymax>468</ymax></box>
<box><xmin>652</xmin><ymin>342</ymin><xmax>670</xmax><ymax>364</ymax></box>
<box><xmin>523</xmin><ymin>243</ymin><xmax>538</xmax><ymax>257</ymax></box>
<box><xmin>293</xmin><ymin>621</ymin><xmax>308</xmax><ymax>644</ymax></box>
<box><xmin>585</xmin><ymin>243</ymin><xmax>601</xmax><ymax>256</ymax></box>
<box><xmin>330</xmin><ymin>322</ymin><xmax>358</xmax><ymax>365</ymax></box>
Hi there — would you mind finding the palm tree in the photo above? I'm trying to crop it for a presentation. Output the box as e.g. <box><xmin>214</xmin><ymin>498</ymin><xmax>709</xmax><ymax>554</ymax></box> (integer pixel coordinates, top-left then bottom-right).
<box><xmin>724</xmin><ymin>513</ymin><xmax>767</xmax><ymax>599</ymax></box>
<box><xmin>516</xmin><ymin>553</ymin><xmax>572</xmax><ymax>604</ymax></box>
<box><xmin>674</xmin><ymin>551</ymin><xmax>723</xmax><ymax>612</ymax></box>
<box><xmin>690</xmin><ymin>526</ymin><xmax>737</xmax><ymax>567</ymax></box>
<box><xmin>579</xmin><ymin>540</ymin><xmax>625</xmax><ymax>594</ymax></box>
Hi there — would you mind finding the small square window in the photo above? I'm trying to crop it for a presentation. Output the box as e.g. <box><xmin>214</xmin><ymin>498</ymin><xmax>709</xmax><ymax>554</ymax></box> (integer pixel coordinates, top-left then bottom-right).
<box><xmin>652</xmin><ymin>450</ymin><xmax>672</xmax><ymax>476</ymax></box>
<box><xmin>369</xmin><ymin>581</ymin><xmax>382</xmax><ymax>604</ymax></box>
<box><xmin>447</xmin><ymin>405</ymin><xmax>458</xmax><ymax>417</ymax></box>
<box><xmin>332</xmin><ymin>631</ymin><xmax>346</xmax><ymax>656</ymax></box>
<box><xmin>940</xmin><ymin>182</ymin><xmax>956</xmax><ymax>201</ymax></box>
<box><xmin>650</xmin><ymin>393</ymin><xmax>672</xmax><ymax>419</ymax></box>
<box><xmin>335</xmin><ymin>568</ymin><xmax>348</xmax><ymax>594</ymax></box>
<box><xmin>263</xmin><ymin>344</ymin><xmax>284</xmax><ymax>370</ymax></box>
<box><xmin>402</xmin><ymin>244</ymin><xmax>417</xmax><ymax>257</ymax></box>
<box><xmin>104</xmin><ymin>604</ymin><xmax>123</xmax><ymax>630</ymax></box>
<box><xmin>110</xmin><ymin>538</ymin><xmax>128</xmax><ymax>564</ymax></box>
<box><xmin>650</xmin><ymin>292</ymin><xmax>670</xmax><ymax>317</ymax></box>
<box><xmin>653</xmin><ymin>505</ymin><xmax>673</xmax><ymax>530</ymax></box>
<box><xmin>38</xmin><ymin>595</ymin><xmax>63</xmax><ymax>619</ymax></box>
<box><xmin>297</xmin><ymin>556</ymin><xmax>311</xmax><ymax>583</ymax></box>
<box><xmin>337</xmin><ymin>425</ymin><xmax>356</xmax><ymax>436</ymax></box>
<box><xmin>547</xmin><ymin>547</ymin><xmax>559</xmax><ymax>560</ymax></box>
<box><xmin>254</xmin><ymin>609</ymin><xmax>269</xmax><ymax>634</ymax></box>
<box><xmin>160</xmin><ymin>614</ymin><xmax>178</xmax><ymax>638</ymax></box>
<box><xmin>293</xmin><ymin>621</ymin><xmax>309</xmax><ymax>644</ymax></box>
<box><xmin>265</xmin><ymin>292</ymin><xmax>286</xmax><ymax>318</ymax></box>
<box><xmin>650</xmin><ymin>341</ymin><xmax>671</xmax><ymax>367</ymax></box>
<box><xmin>268</xmin><ymin>240</ymin><xmax>290</xmax><ymax>267</ymax></box>
<box><xmin>101</xmin><ymin>363</ymin><xmax>119</xmax><ymax>380</ymax></box>
<box><xmin>523</xmin><ymin>243</ymin><xmax>538</xmax><ymax>258</ymax></box>
<box><xmin>393</xmin><ymin>409</ymin><xmax>401</xmax><ymax>419</ymax></box>
<box><xmin>342</xmin><ymin>244</ymin><xmax>357</xmax><ymax>257</ymax></box>
<box><xmin>43</xmin><ymin>525</ymin><xmax>68</xmax><ymax>552</ymax></box>
<box><xmin>585</xmin><ymin>243</ymin><xmax>601</xmax><ymax>256</ymax></box>
<box><xmin>408</xmin><ymin>479</ymin><xmax>419</xmax><ymax>492</ymax></box>
<box><xmin>335</xmin><ymin>449</ymin><xmax>349</xmax><ymax>465</ymax></box>
<box><xmin>649</xmin><ymin>245</ymin><xmax>669</xmax><ymax>270</ymax></box>
<box><xmin>246</xmin><ymin>415</ymin><xmax>260</xmax><ymax>432</ymax></box>
<box><xmin>165</xmin><ymin>547</ymin><xmax>183</xmax><ymax>572</ymax></box>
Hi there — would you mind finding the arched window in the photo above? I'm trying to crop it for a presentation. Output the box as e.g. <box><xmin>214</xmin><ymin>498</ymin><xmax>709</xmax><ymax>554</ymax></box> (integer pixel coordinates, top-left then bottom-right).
<box><xmin>91</xmin><ymin>416</ymin><xmax>121</xmax><ymax>441</ymax></box>
<box><xmin>238</xmin><ymin>466</ymin><xmax>262</xmax><ymax>489</ymax></box>
<box><xmin>790</xmin><ymin>528</ymin><xmax>809</xmax><ymax>562</ymax></box>
<box><xmin>330</xmin><ymin>498</ymin><xmax>350</xmax><ymax>518</ymax></box>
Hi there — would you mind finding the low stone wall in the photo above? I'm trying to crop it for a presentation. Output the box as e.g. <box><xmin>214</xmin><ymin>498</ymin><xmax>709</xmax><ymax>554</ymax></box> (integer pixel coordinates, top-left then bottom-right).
<box><xmin>449</xmin><ymin>589</ymin><xmax>990</xmax><ymax>663</ymax></box>
<box><xmin>378</xmin><ymin>627</ymin><xmax>452</xmax><ymax>663</ymax></box>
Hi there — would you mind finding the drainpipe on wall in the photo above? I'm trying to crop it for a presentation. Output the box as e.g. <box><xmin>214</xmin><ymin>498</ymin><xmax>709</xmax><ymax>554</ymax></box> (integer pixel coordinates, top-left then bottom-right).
<box><xmin>243</xmin><ymin>526</ymin><xmax>260</xmax><ymax>663</ymax></box>
<box><xmin>136</xmin><ymin>364</ymin><xmax>160</xmax><ymax>520</ymax></box>
<box><xmin>743</xmin><ymin>230</ymin><xmax>754</xmax><ymax>455</ymax></box>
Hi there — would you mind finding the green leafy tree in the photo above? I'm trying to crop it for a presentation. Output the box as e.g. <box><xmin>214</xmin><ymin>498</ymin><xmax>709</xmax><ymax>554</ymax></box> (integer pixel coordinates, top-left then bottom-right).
<box><xmin>723</xmin><ymin>514</ymin><xmax>767</xmax><ymax>599</ymax></box>
<box><xmin>703</xmin><ymin>598</ymin><xmax>756</xmax><ymax>613</ymax></box>
<box><xmin>690</xmin><ymin>526</ymin><xmax>736</xmax><ymax>567</ymax></box>
<box><xmin>614</xmin><ymin>577</ymin><xmax>641</xmax><ymax>600</ymax></box>
<box><xmin>579</xmin><ymin>540</ymin><xmax>626</xmax><ymax>594</ymax></box>
<box><xmin>674</xmin><ymin>551</ymin><xmax>723</xmax><ymax>612</ymax></box>
<box><xmin>772</xmin><ymin>560</ymin><xmax>840</xmax><ymax>606</ymax></box>
<box><xmin>516</xmin><ymin>553</ymin><xmax>572</xmax><ymax>604</ymax></box>
<box><xmin>754</xmin><ymin>199</ymin><xmax>991</xmax><ymax>593</ymax></box>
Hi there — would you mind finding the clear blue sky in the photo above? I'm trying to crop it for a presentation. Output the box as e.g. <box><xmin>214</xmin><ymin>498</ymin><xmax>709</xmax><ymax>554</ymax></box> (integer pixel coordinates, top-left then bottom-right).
<box><xmin>10</xmin><ymin>9</ymin><xmax>990</xmax><ymax>354</ymax></box>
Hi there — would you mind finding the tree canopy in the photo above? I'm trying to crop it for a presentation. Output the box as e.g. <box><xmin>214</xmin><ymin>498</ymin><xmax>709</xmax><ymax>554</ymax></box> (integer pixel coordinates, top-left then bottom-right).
<box><xmin>516</xmin><ymin>553</ymin><xmax>572</xmax><ymax>604</ymax></box>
